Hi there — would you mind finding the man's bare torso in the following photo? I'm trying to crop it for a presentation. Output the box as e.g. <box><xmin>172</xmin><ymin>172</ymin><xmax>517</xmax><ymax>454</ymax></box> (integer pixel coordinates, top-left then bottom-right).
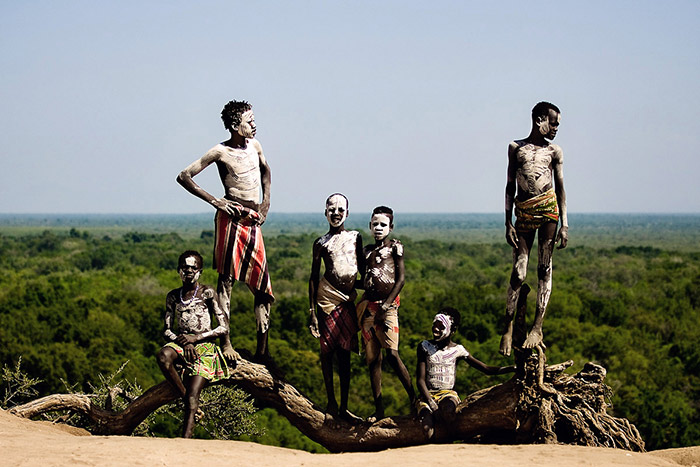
<box><xmin>213</xmin><ymin>142</ymin><xmax>261</xmax><ymax>207</ymax></box>
<box><xmin>319</xmin><ymin>230</ymin><xmax>359</xmax><ymax>294</ymax></box>
<box><xmin>513</xmin><ymin>141</ymin><xmax>561</xmax><ymax>201</ymax></box>
<box><xmin>364</xmin><ymin>241</ymin><xmax>401</xmax><ymax>300</ymax></box>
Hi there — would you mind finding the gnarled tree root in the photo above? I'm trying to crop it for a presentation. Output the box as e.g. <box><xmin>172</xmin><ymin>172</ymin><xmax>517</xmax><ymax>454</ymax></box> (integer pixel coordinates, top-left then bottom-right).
<box><xmin>9</xmin><ymin>353</ymin><xmax>644</xmax><ymax>453</ymax></box>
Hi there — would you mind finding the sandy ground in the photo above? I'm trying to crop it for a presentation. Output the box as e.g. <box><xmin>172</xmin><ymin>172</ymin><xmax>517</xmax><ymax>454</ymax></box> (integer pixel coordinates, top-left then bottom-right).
<box><xmin>1</xmin><ymin>410</ymin><xmax>698</xmax><ymax>467</ymax></box>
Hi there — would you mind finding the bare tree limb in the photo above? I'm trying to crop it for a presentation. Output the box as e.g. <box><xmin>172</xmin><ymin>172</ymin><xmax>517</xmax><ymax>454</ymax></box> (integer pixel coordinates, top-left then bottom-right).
<box><xmin>9</xmin><ymin>355</ymin><xmax>645</xmax><ymax>453</ymax></box>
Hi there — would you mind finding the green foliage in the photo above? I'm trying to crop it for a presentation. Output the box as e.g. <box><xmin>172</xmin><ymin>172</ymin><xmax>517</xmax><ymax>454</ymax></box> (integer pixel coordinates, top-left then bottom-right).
<box><xmin>197</xmin><ymin>385</ymin><xmax>263</xmax><ymax>439</ymax></box>
<box><xmin>1</xmin><ymin>357</ymin><xmax>42</xmax><ymax>408</ymax></box>
<box><xmin>0</xmin><ymin>215</ymin><xmax>699</xmax><ymax>450</ymax></box>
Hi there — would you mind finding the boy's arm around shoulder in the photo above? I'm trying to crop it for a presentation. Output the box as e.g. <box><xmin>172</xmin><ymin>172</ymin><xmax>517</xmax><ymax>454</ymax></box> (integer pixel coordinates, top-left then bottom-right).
<box><xmin>354</xmin><ymin>233</ymin><xmax>365</xmax><ymax>290</ymax></box>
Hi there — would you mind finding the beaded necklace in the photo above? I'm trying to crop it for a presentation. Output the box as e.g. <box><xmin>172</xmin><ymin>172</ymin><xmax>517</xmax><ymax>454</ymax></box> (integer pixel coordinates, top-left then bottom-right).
<box><xmin>179</xmin><ymin>284</ymin><xmax>200</xmax><ymax>305</ymax></box>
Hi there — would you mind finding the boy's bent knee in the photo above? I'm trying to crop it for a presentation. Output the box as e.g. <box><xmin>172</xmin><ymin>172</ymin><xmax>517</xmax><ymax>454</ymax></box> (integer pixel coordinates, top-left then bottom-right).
<box><xmin>157</xmin><ymin>347</ymin><xmax>176</xmax><ymax>366</ymax></box>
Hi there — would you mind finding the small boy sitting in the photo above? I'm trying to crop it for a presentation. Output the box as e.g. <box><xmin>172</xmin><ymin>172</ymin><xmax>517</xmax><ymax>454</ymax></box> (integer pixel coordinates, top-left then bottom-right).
<box><xmin>156</xmin><ymin>250</ymin><xmax>236</xmax><ymax>438</ymax></box>
<box><xmin>357</xmin><ymin>206</ymin><xmax>416</xmax><ymax>422</ymax></box>
<box><xmin>309</xmin><ymin>193</ymin><xmax>363</xmax><ymax>422</ymax></box>
<box><xmin>416</xmin><ymin>307</ymin><xmax>515</xmax><ymax>439</ymax></box>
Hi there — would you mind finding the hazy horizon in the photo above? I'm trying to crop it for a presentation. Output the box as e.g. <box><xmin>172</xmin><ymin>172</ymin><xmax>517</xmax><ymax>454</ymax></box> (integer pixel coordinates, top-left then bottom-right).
<box><xmin>3</xmin><ymin>1</ymin><xmax>699</xmax><ymax>214</ymax></box>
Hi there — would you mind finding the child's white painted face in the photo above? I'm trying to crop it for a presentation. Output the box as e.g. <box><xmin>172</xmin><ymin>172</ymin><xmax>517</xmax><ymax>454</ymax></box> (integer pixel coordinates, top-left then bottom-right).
<box><xmin>370</xmin><ymin>214</ymin><xmax>392</xmax><ymax>241</ymax></box>
<box><xmin>325</xmin><ymin>195</ymin><xmax>348</xmax><ymax>228</ymax></box>
<box><xmin>432</xmin><ymin>320</ymin><xmax>446</xmax><ymax>339</ymax></box>
<box><xmin>237</xmin><ymin>110</ymin><xmax>256</xmax><ymax>138</ymax></box>
<box><xmin>178</xmin><ymin>256</ymin><xmax>202</xmax><ymax>283</ymax></box>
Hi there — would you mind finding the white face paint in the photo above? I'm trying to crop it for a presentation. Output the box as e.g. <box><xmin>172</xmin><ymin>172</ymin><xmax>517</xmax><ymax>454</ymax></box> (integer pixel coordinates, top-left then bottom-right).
<box><xmin>178</xmin><ymin>256</ymin><xmax>201</xmax><ymax>283</ymax></box>
<box><xmin>370</xmin><ymin>213</ymin><xmax>392</xmax><ymax>241</ymax></box>
<box><xmin>237</xmin><ymin>110</ymin><xmax>256</xmax><ymax>138</ymax></box>
<box><xmin>537</xmin><ymin>110</ymin><xmax>560</xmax><ymax>140</ymax></box>
<box><xmin>432</xmin><ymin>314</ymin><xmax>452</xmax><ymax>341</ymax></box>
<box><xmin>325</xmin><ymin>194</ymin><xmax>348</xmax><ymax>228</ymax></box>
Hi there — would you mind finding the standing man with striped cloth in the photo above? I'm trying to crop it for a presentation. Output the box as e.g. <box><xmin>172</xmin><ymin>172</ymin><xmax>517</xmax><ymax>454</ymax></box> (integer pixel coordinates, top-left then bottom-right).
<box><xmin>177</xmin><ymin>100</ymin><xmax>274</xmax><ymax>364</ymax></box>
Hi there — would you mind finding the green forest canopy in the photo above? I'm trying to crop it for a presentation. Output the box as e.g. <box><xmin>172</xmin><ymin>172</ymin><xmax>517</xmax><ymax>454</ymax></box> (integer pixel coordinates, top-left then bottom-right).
<box><xmin>0</xmin><ymin>214</ymin><xmax>698</xmax><ymax>451</ymax></box>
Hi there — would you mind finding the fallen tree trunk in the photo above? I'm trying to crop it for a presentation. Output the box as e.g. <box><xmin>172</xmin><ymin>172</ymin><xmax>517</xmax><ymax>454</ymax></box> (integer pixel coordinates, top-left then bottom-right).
<box><xmin>9</xmin><ymin>352</ymin><xmax>644</xmax><ymax>453</ymax></box>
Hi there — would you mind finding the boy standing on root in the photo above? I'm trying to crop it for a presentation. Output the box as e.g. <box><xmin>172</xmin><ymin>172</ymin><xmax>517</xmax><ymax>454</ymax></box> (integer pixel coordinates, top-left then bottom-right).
<box><xmin>357</xmin><ymin>206</ymin><xmax>416</xmax><ymax>422</ymax></box>
<box><xmin>177</xmin><ymin>100</ymin><xmax>273</xmax><ymax>363</ymax></box>
<box><xmin>309</xmin><ymin>193</ymin><xmax>364</xmax><ymax>422</ymax></box>
<box><xmin>416</xmin><ymin>308</ymin><xmax>515</xmax><ymax>439</ymax></box>
<box><xmin>156</xmin><ymin>250</ymin><xmax>236</xmax><ymax>438</ymax></box>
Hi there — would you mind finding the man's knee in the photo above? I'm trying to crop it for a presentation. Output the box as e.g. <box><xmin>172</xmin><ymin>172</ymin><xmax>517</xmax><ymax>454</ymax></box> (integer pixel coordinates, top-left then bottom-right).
<box><xmin>512</xmin><ymin>254</ymin><xmax>528</xmax><ymax>283</ymax></box>
<box><xmin>157</xmin><ymin>347</ymin><xmax>175</xmax><ymax>367</ymax></box>
<box><xmin>255</xmin><ymin>302</ymin><xmax>270</xmax><ymax>333</ymax></box>
<box><xmin>385</xmin><ymin>349</ymin><xmax>400</xmax><ymax>365</ymax></box>
<box><xmin>439</xmin><ymin>400</ymin><xmax>458</xmax><ymax>423</ymax></box>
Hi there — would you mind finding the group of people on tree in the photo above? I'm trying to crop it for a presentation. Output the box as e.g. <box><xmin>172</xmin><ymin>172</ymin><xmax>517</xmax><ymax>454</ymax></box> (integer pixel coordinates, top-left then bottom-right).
<box><xmin>157</xmin><ymin>99</ymin><xmax>568</xmax><ymax>439</ymax></box>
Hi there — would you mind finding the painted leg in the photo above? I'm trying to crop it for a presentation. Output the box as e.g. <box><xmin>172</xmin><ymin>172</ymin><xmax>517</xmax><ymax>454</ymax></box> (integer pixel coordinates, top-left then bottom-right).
<box><xmin>501</xmin><ymin>244</ymin><xmax>531</xmax><ymax>356</ymax></box>
<box><xmin>524</xmin><ymin>224</ymin><xmax>556</xmax><ymax>348</ymax></box>
<box><xmin>182</xmin><ymin>375</ymin><xmax>207</xmax><ymax>438</ymax></box>
<box><xmin>254</xmin><ymin>293</ymin><xmax>271</xmax><ymax>359</ymax></box>
<box><xmin>157</xmin><ymin>347</ymin><xmax>186</xmax><ymax>398</ymax></box>
<box><xmin>216</xmin><ymin>275</ymin><xmax>236</xmax><ymax>360</ymax></box>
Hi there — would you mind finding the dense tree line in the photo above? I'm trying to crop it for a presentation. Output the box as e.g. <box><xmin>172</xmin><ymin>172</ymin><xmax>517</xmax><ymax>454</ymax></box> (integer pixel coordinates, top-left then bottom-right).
<box><xmin>0</xmin><ymin>227</ymin><xmax>698</xmax><ymax>451</ymax></box>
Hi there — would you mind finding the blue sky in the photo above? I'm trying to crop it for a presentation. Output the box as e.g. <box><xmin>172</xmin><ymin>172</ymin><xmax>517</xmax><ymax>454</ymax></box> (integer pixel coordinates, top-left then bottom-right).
<box><xmin>2</xmin><ymin>1</ymin><xmax>699</xmax><ymax>214</ymax></box>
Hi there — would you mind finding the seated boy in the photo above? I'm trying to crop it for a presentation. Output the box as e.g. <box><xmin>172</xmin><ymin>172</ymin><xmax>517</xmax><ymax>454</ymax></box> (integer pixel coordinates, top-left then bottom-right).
<box><xmin>156</xmin><ymin>250</ymin><xmax>236</xmax><ymax>438</ymax></box>
<box><xmin>416</xmin><ymin>308</ymin><xmax>515</xmax><ymax>439</ymax></box>
<box><xmin>356</xmin><ymin>206</ymin><xmax>416</xmax><ymax>422</ymax></box>
<box><xmin>309</xmin><ymin>193</ymin><xmax>363</xmax><ymax>422</ymax></box>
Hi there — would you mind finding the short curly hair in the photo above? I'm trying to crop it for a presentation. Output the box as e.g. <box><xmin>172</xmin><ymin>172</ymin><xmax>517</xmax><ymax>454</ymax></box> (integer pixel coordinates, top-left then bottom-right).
<box><xmin>531</xmin><ymin>101</ymin><xmax>560</xmax><ymax>122</ymax></box>
<box><xmin>221</xmin><ymin>100</ymin><xmax>252</xmax><ymax>131</ymax></box>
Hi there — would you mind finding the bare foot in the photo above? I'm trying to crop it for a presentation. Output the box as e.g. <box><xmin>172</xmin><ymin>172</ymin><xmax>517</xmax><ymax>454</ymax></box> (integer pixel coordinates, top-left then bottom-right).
<box><xmin>325</xmin><ymin>402</ymin><xmax>339</xmax><ymax>417</ymax></box>
<box><xmin>523</xmin><ymin>328</ymin><xmax>543</xmax><ymax>348</ymax></box>
<box><xmin>337</xmin><ymin>408</ymin><xmax>363</xmax><ymax>424</ymax></box>
<box><xmin>366</xmin><ymin>411</ymin><xmax>384</xmax><ymax>423</ymax></box>
<box><xmin>499</xmin><ymin>328</ymin><xmax>513</xmax><ymax>356</ymax></box>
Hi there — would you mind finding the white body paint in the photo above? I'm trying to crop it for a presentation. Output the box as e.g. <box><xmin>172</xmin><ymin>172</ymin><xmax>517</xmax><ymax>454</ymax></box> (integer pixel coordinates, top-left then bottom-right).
<box><xmin>421</xmin><ymin>341</ymin><xmax>469</xmax><ymax>391</ymax></box>
<box><xmin>515</xmin><ymin>144</ymin><xmax>557</xmax><ymax>196</ymax></box>
<box><xmin>218</xmin><ymin>143</ymin><xmax>261</xmax><ymax>203</ymax></box>
<box><xmin>319</xmin><ymin>230</ymin><xmax>359</xmax><ymax>281</ymax></box>
<box><xmin>364</xmin><ymin>241</ymin><xmax>402</xmax><ymax>290</ymax></box>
